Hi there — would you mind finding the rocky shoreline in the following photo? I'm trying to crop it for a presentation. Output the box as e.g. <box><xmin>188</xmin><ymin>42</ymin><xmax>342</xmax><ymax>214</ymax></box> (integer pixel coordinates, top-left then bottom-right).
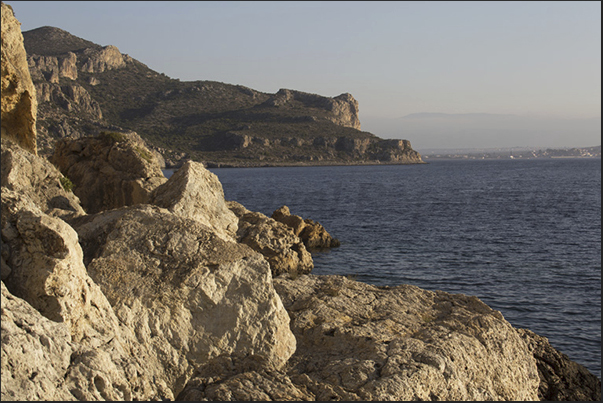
<box><xmin>1</xmin><ymin>3</ymin><xmax>600</xmax><ymax>401</ymax></box>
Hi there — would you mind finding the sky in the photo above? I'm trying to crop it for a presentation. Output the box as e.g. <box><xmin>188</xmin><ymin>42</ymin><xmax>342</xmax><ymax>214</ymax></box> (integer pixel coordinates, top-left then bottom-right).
<box><xmin>7</xmin><ymin>1</ymin><xmax>602</xmax><ymax>149</ymax></box>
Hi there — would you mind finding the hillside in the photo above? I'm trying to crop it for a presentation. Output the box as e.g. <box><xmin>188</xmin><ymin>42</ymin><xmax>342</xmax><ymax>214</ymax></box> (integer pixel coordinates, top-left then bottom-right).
<box><xmin>22</xmin><ymin>26</ymin><xmax>423</xmax><ymax>167</ymax></box>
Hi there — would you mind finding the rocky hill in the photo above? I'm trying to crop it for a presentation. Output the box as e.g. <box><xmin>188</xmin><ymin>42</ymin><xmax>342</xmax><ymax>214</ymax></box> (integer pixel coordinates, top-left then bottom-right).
<box><xmin>22</xmin><ymin>25</ymin><xmax>423</xmax><ymax>167</ymax></box>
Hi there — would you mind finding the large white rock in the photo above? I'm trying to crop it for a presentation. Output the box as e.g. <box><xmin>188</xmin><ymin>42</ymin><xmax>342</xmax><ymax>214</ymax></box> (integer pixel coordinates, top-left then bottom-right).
<box><xmin>1</xmin><ymin>189</ymin><xmax>168</xmax><ymax>401</ymax></box>
<box><xmin>272</xmin><ymin>274</ymin><xmax>541</xmax><ymax>401</ymax></box>
<box><xmin>71</xmin><ymin>204</ymin><xmax>296</xmax><ymax>394</ymax></box>
<box><xmin>151</xmin><ymin>160</ymin><xmax>238</xmax><ymax>241</ymax></box>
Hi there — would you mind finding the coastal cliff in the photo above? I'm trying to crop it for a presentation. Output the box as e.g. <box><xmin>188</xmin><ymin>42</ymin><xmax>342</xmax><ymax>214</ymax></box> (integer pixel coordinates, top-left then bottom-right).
<box><xmin>21</xmin><ymin>25</ymin><xmax>423</xmax><ymax>167</ymax></box>
<box><xmin>1</xmin><ymin>3</ymin><xmax>600</xmax><ymax>401</ymax></box>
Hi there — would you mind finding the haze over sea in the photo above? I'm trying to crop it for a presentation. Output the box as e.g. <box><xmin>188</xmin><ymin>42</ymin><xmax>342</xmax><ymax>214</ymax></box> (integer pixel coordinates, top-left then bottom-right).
<box><xmin>172</xmin><ymin>158</ymin><xmax>602</xmax><ymax>379</ymax></box>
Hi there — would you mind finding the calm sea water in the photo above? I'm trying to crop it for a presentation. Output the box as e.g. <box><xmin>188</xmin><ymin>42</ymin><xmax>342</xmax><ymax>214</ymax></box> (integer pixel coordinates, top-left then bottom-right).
<box><xmin>171</xmin><ymin>159</ymin><xmax>601</xmax><ymax>378</ymax></box>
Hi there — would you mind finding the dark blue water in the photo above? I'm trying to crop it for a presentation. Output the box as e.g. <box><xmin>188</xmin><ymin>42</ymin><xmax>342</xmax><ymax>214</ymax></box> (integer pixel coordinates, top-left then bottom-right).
<box><xmin>196</xmin><ymin>159</ymin><xmax>600</xmax><ymax>378</ymax></box>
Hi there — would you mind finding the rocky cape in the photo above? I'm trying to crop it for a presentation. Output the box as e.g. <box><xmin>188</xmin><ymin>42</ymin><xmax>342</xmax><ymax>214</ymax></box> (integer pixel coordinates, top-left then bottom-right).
<box><xmin>21</xmin><ymin>25</ymin><xmax>423</xmax><ymax>167</ymax></box>
<box><xmin>1</xmin><ymin>3</ymin><xmax>600</xmax><ymax>401</ymax></box>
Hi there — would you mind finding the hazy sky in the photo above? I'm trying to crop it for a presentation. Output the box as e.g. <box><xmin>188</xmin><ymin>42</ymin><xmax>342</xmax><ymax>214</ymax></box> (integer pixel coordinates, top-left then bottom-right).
<box><xmin>8</xmin><ymin>1</ymin><xmax>602</xmax><ymax>149</ymax></box>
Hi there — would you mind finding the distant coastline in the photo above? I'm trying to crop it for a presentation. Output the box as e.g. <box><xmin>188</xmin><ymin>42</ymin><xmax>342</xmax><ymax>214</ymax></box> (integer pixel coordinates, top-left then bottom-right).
<box><xmin>420</xmin><ymin>145</ymin><xmax>601</xmax><ymax>160</ymax></box>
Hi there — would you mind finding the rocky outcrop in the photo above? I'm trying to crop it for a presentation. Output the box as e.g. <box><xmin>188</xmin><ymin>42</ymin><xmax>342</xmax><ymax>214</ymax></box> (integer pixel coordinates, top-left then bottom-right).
<box><xmin>36</xmin><ymin>82</ymin><xmax>102</xmax><ymax>119</ymax></box>
<box><xmin>1</xmin><ymin>2</ymin><xmax>37</xmax><ymax>154</ymax></box>
<box><xmin>273</xmin><ymin>275</ymin><xmax>541</xmax><ymax>401</ymax></box>
<box><xmin>176</xmin><ymin>354</ymin><xmax>314</xmax><ymax>401</ymax></box>
<box><xmin>69</xmin><ymin>204</ymin><xmax>296</xmax><ymax>396</ymax></box>
<box><xmin>1</xmin><ymin>137</ymin><xmax>85</xmax><ymax>221</ymax></box>
<box><xmin>23</xmin><ymin>27</ymin><xmax>132</xmax><ymax>155</ymax></box>
<box><xmin>518</xmin><ymin>329</ymin><xmax>601</xmax><ymax>401</ymax></box>
<box><xmin>1</xmin><ymin>189</ymin><xmax>168</xmax><ymax>400</ymax></box>
<box><xmin>80</xmin><ymin>45</ymin><xmax>128</xmax><ymax>73</ymax></box>
<box><xmin>371</xmin><ymin>139</ymin><xmax>424</xmax><ymax>163</ymax></box>
<box><xmin>272</xmin><ymin>205</ymin><xmax>341</xmax><ymax>249</ymax></box>
<box><xmin>179</xmin><ymin>275</ymin><xmax>544</xmax><ymax>401</ymax></box>
<box><xmin>150</xmin><ymin>161</ymin><xmax>238</xmax><ymax>241</ymax></box>
<box><xmin>28</xmin><ymin>52</ymin><xmax>78</xmax><ymax>83</ymax></box>
<box><xmin>228</xmin><ymin>201</ymin><xmax>314</xmax><ymax>277</ymax></box>
<box><xmin>266</xmin><ymin>88</ymin><xmax>361</xmax><ymax>130</ymax></box>
<box><xmin>50</xmin><ymin>131</ymin><xmax>167</xmax><ymax>214</ymax></box>
<box><xmin>2</xmin><ymin>141</ymin><xmax>297</xmax><ymax>400</ymax></box>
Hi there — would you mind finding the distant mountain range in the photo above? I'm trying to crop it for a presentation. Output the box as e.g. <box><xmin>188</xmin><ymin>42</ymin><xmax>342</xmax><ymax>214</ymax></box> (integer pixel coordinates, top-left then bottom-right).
<box><xmin>22</xmin><ymin>26</ymin><xmax>423</xmax><ymax>167</ymax></box>
<box><xmin>362</xmin><ymin>113</ymin><xmax>601</xmax><ymax>151</ymax></box>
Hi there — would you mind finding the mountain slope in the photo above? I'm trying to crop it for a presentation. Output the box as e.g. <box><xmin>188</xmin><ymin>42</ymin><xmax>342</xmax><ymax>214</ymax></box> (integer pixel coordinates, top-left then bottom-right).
<box><xmin>22</xmin><ymin>26</ymin><xmax>423</xmax><ymax>167</ymax></box>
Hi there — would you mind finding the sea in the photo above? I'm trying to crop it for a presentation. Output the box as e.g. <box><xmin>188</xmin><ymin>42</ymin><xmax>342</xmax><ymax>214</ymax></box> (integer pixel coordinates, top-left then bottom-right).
<box><xmin>166</xmin><ymin>158</ymin><xmax>601</xmax><ymax>379</ymax></box>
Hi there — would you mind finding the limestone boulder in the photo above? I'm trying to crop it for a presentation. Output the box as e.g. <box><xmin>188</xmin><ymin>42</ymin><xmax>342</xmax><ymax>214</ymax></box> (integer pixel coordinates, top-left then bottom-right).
<box><xmin>272</xmin><ymin>205</ymin><xmax>340</xmax><ymax>249</ymax></box>
<box><xmin>1</xmin><ymin>281</ymin><xmax>76</xmax><ymax>401</ymax></box>
<box><xmin>1</xmin><ymin>2</ymin><xmax>37</xmax><ymax>154</ymax></box>
<box><xmin>177</xmin><ymin>354</ymin><xmax>313</xmax><ymax>401</ymax></box>
<box><xmin>150</xmin><ymin>160</ymin><xmax>238</xmax><ymax>241</ymax></box>
<box><xmin>70</xmin><ymin>204</ymin><xmax>296</xmax><ymax>395</ymax></box>
<box><xmin>228</xmin><ymin>201</ymin><xmax>314</xmax><ymax>277</ymax></box>
<box><xmin>272</xmin><ymin>275</ymin><xmax>541</xmax><ymax>401</ymax></box>
<box><xmin>517</xmin><ymin>328</ymin><xmax>601</xmax><ymax>401</ymax></box>
<box><xmin>1</xmin><ymin>137</ymin><xmax>85</xmax><ymax>220</ymax></box>
<box><xmin>50</xmin><ymin>131</ymin><xmax>167</xmax><ymax>214</ymax></box>
<box><xmin>1</xmin><ymin>189</ymin><xmax>168</xmax><ymax>401</ymax></box>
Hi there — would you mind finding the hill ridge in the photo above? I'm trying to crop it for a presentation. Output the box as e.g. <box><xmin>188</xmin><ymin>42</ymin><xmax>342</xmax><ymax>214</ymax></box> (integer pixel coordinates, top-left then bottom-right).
<box><xmin>22</xmin><ymin>25</ymin><xmax>424</xmax><ymax>167</ymax></box>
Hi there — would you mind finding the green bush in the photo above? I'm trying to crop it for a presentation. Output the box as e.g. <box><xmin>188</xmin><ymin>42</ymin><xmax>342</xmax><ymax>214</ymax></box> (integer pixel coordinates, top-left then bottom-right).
<box><xmin>100</xmin><ymin>131</ymin><xmax>126</xmax><ymax>143</ymax></box>
<box><xmin>59</xmin><ymin>176</ymin><xmax>74</xmax><ymax>192</ymax></box>
<box><xmin>135</xmin><ymin>146</ymin><xmax>154</xmax><ymax>163</ymax></box>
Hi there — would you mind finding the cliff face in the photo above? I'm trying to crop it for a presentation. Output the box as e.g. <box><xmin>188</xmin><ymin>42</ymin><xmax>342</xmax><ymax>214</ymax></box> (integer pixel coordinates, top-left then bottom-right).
<box><xmin>2</xmin><ymin>2</ymin><xmax>600</xmax><ymax>401</ymax></box>
<box><xmin>21</xmin><ymin>25</ymin><xmax>424</xmax><ymax>166</ymax></box>
<box><xmin>1</xmin><ymin>2</ymin><xmax>37</xmax><ymax>154</ymax></box>
<box><xmin>266</xmin><ymin>88</ymin><xmax>361</xmax><ymax>130</ymax></box>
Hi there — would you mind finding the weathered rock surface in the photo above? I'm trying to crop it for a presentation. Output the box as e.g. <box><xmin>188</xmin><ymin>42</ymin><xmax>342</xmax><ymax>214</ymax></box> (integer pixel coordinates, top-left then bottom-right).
<box><xmin>272</xmin><ymin>275</ymin><xmax>542</xmax><ymax>401</ymax></box>
<box><xmin>176</xmin><ymin>354</ymin><xmax>314</xmax><ymax>401</ymax></box>
<box><xmin>70</xmin><ymin>204</ymin><xmax>296</xmax><ymax>393</ymax></box>
<box><xmin>272</xmin><ymin>205</ymin><xmax>341</xmax><ymax>249</ymax></box>
<box><xmin>228</xmin><ymin>201</ymin><xmax>314</xmax><ymax>277</ymax></box>
<box><xmin>80</xmin><ymin>45</ymin><xmax>128</xmax><ymax>73</ymax></box>
<box><xmin>36</xmin><ymin>82</ymin><xmax>102</xmax><ymax>119</ymax></box>
<box><xmin>518</xmin><ymin>329</ymin><xmax>602</xmax><ymax>401</ymax></box>
<box><xmin>178</xmin><ymin>275</ymin><xmax>550</xmax><ymax>401</ymax></box>
<box><xmin>28</xmin><ymin>51</ymin><xmax>78</xmax><ymax>83</ymax></box>
<box><xmin>1</xmin><ymin>2</ymin><xmax>37</xmax><ymax>154</ymax></box>
<box><xmin>1</xmin><ymin>189</ymin><xmax>168</xmax><ymax>401</ymax></box>
<box><xmin>1</xmin><ymin>281</ymin><xmax>76</xmax><ymax>401</ymax></box>
<box><xmin>50</xmin><ymin>131</ymin><xmax>167</xmax><ymax>214</ymax></box>
<box><xmin>266</xmin><ymin>88</ymin><xmax>361</xmax><ymax>130</ymax></box>
<box><xmin>1</xmin><ymin>137</ymin><xmax>85</xmax><ymax>220</ymax></box>
<box><xmin>150</xmin><ymin>160</ymin><xmax>238</xmax><ymax>241</ymax></box>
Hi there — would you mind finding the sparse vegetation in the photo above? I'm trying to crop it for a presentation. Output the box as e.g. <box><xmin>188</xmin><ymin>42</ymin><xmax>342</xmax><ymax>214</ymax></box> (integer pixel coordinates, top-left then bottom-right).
<box><xmin>100</xmin><ymin>131</ymin><xmax>126</xmax><ymax>143</ymax></box>
<box><xmin>135</xmin><ymin>146</ymin><xmax>154</xmax><ymax>163</ymax></box>
<box><xmin>59</xmin><ymin>176</ymin><xmax>74</xmax><ymax>192</ymax></box>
